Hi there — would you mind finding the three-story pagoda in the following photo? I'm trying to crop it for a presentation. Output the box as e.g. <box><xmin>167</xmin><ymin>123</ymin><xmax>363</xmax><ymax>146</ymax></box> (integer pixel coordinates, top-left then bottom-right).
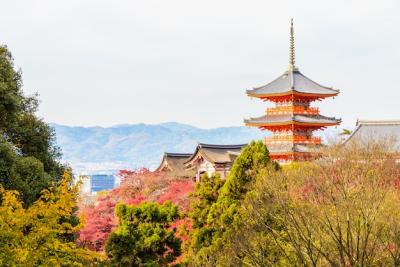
<box><xmin>244</xmin><ymin>19</ymin><xmax>341</xmax><ymax>163</ymax></box>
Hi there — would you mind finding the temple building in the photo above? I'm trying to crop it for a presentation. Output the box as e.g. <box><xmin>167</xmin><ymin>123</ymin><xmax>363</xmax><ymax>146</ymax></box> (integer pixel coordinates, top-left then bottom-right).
<box><xmin>155</xmin><ymin>153</ymin><xmax>195</xmax><ymax>178</ymax></box>
<box><xmin>184</xmin><ymin>143</ymin><xmax>246</xmax><ymax>182</ymax></box>
<box><xmin>244</xmin><ymin>19</ymin><xmax>341</xmax><ymax>163</ymax></box>
<box><xmin>344</xmin><ymin>120</ymin><xmax>400</xmax><ymax>151</ymax></box>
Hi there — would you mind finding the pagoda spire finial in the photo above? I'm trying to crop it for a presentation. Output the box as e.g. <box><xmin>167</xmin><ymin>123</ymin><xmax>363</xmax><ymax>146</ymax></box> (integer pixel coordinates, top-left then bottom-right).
<box><xmin>289</xmin><ymin>18</ymin><xmax>296</xmax><ymax>71</ymax></box>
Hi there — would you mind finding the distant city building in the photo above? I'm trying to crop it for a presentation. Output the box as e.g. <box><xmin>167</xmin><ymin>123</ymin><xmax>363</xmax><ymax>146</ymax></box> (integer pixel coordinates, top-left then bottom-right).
<box><xmin>76</xmin><ymin>174</ymin><xmax>120</xmax><ymax>194</ymax></box>
<box><xmin>155</xmin><ymin>153</ymin><xmax>195</xmax><ymax>178</ymax></box>
<box><xmin>244</xmin><ymin>19</ymin><xmax>340</xmax><ymax>164</ymax></box>
<box><xmin>90</xmin><ymin>174</ymin><xmax>117</xmax><ymax>193</ymax></box>
<box><xmin>184</xmin><ymin>143</ymin><xmax>246</xmax><ymax>182</ymax></box>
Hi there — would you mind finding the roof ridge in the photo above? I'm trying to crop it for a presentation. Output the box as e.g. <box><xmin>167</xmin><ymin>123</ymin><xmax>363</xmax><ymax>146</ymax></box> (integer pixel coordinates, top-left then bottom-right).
<box><xmin>198</xmin><ymin>143</ymin><xmax>247</xmax><ymax>149</ymax></box>
<box><xmin>295</xmin><ymin>114</ymin><xmax>341</xmax><ymax>120</ymax></box>
<box><xmin>165</xmin><ymin>152</ymin><xmax>193</xmax><ymax>157</ymax></box>
<box><xmin>245</xmin><ymin>114</ymin><xmax>340</xmax><ymax>120</ymax></box>
<box><xmin>357</xmin><ymin>120</ymin><xmax>400</xmax><ymax>126</ymax></box>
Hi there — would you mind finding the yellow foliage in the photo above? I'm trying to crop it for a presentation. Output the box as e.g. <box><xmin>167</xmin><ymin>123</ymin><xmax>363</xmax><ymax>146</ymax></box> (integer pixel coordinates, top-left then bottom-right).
<box><xmin>0</xmin><ymin>172</ymin><xmax>101</xmax><ymax>266</ymax></box>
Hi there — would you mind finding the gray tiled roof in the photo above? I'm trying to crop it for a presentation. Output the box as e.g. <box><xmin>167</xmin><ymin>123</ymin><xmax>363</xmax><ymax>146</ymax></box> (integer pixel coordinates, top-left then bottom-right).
<box><xmin>345</xmin><ymin>120</ymin><xmax>400</xmax><ymax>150</ymax></box>
<box><xmin>244</xmin><ymin>114</ymin><xmax>341</xmax><ymax>125</ymax></box>
<box><xmin>165</xmin><ymin>152</ymin><xmax>193</xmax><ymax>158</ymax></box>
<box><xmin>155</xmin><ymin>152</ymin><xmax>195</xmax><ymax>178</ymax></box>
<box><xmin>267</xmin><ymin>144</ymin><xmax>318</xmax><ymax>154</ymax></box>
<box><xmin>185</xmin><ymin>143</ymin><xmax>246</xmax><ymax>165</ymax></box>
<box><xmin>247</xmin><ymin>69</ymin><xmax>339</xmax><ymax>96</ymax></box>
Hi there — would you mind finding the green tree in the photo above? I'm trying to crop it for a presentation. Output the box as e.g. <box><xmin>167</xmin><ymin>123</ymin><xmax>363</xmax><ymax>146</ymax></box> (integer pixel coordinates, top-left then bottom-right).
<box><xmin>218</xmin><ymin>166</ymin><xmax>294</xmax><ymax>266</ymax></box>
<box><xmin>190</xmin><ymin>173</ymin><xmax>225</xmax><ymax>229</ymax></box>
<box><xmin>208</xmin><ymin>140</ymin><xmax>277</xmax><ymax>233</ymax></box>
<box><xmin>106</xmin><ymin>201</ymin><xmax>181</xmax><ymax>266</ymax></box>
<box><xmin>186</xmin><ymin>174</ymin><xmax>225</xmax><ymax>259</ymax></box>
<box><xmin>188</xmin><ymin>141</ymin><xmax>278</xmax><ymax>265</ymax></box>
<box><xmin>0</xmin><ymin>45</ymin><xmax>63</xmax><ymax>206</ymax></box>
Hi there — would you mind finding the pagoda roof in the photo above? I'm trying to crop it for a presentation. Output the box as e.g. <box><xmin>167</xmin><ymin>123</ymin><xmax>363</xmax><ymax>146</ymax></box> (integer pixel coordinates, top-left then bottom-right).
<box><xmin>268</xmin><ymin>144</ymin><xmax>314</xmax><ymax>154</ymax></box>
<box><xmin>185</xmin><ymin>143</ymin><xmax>246</xmax><ymax>167</ymax></box>
<box><xmin>244</xmin><ymin>114</ymin><xmax>341</xmax><ymax>127</ymax></box>
<box><xmin>155</xmin><ymin>152</ymin><xmax>195</xmax><ymax>178</ymax></box>
<box><xmin>247</xmin><ymin>69</ymin><xmax>339</xmax><ymax>98</ymax></box>
<box><xmin>344</xmin><ymin>120</ymin><xmax>400</xmax><ymax>150</ymax></box>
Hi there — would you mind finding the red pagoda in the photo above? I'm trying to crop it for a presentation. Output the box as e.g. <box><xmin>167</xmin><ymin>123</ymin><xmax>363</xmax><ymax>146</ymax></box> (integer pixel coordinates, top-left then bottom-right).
<box><xmin>244</xmin><ymin>19</ymin><xmax>341</xmax><ymax>163</ymax></box>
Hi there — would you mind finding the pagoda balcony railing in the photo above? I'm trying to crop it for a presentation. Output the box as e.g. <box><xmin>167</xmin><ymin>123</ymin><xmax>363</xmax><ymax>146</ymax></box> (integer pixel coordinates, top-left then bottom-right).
<box><xmin>267</xmin><ymin>106</ymin><xmax>319</xmax><ymax>115</ymax></box>
<box><xmin>265</xmin><ymin>135</ymin><xmax>322</xmax><ymax>145</ymax></box>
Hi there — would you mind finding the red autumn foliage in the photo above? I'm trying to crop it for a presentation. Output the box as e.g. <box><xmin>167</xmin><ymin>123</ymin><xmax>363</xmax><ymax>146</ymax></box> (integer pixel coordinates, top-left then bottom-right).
<box><xmin>125</xmin><ymin>193</ymin><xmax>146</xmax><ymax>205</ymax></box>
<box><xmin>169</xmin><ymin>217</ymin><xmax>193</xmax><ymax>265</ymax></box>
<box><xmin>157</xmin><ymin>180</ymin><xmax>194</xmax><ymax>211</ymax></box>
<box><xmin>77</xmin><ymin>169</ymin><xmax>195</xmax><ymax>252</ymax></box>
<box><xmin>77</xmin><ymin>194</ymin><xmax>118</xmax><ymax>251</ymax></box>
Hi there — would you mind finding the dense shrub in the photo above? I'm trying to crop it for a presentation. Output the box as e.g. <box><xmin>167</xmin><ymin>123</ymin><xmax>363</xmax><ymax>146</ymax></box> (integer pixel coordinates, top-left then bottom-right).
<box><xmin>106</xmin><ymin>201</ymin><xmax>181</xmax><ymax>266</ymax></box>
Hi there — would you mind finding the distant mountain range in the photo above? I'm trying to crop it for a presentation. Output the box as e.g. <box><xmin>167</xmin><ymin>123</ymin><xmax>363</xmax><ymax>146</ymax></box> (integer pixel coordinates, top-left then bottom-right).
<box><xmin>52</xmin><ymin>122</ymin><xmax>268</xmax><ymax>174</ymax></box>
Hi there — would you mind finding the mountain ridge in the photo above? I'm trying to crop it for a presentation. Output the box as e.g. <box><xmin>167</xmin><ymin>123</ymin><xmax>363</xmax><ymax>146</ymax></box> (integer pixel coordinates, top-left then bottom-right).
<box><xmin>51</xmin><ymin>122</ymin><xmax>267</xmax><ymax>174</ymax></box>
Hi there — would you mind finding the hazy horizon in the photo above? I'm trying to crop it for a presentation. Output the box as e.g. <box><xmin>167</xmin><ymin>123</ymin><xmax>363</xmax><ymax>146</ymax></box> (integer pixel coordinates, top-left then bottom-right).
<box><xmin>1</xmin><ymin>0</ymin><xmax>399</xmax><ymax>130</ymax></box>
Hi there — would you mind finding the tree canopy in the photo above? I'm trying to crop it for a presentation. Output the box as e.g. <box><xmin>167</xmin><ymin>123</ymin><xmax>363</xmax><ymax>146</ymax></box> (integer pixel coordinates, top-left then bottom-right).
<box><xmin>0</xmin><ymin>45</ymin><xmax>63</xmax><ymax>206</ymax></box>
<box><xmin>106</xmin><ymin>201</ymin><xmax>182</xmax><ymax>266</ymax></box>
<box><xmin>186</xmin><ymin>140</ymin><xmax>278</xmax><ymax>265</ymax></box>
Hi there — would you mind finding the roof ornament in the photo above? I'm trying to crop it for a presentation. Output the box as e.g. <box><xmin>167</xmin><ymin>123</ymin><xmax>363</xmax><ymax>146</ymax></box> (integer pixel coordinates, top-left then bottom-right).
<box><xmin>289</xmin><ymin>18</ymin><xmax>297</xmax><ymax>71</ymax></box>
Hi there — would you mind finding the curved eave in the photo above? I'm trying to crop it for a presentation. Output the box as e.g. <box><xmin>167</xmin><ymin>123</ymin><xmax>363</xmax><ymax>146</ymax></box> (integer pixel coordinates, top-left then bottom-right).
<box><xmin>184</xmin><ymin>150</ymin><xmax>214</xmax><ymax>168</ymax></box>
<box><xmin>245</xmin><ymin>121</ymin><xmax>341</xmax><ymax>127</ymax></box>
<box><xmin>165</xmin><ymin>153</ymin><xmax>193</xmax><ymax>158</ymax></box>
<box><xmin>155</xmin><ymin>156</ymin><xmax>169</xmax><ymax>172</ymax></box>
<box><xmin>184</xmin><ymin>151</ymin><xmax>235</xmax><ymax>167</ymax></box>
<box><xmin>184</xmin><ymin>150</ymin><xmax>200</xmax><ymax>166</ymax></box>
<box><xmin>184</xmin><ymin>143</ymin><xmax>246</xmax><ymax>166</ymax></box>
<box><xmin>156</xmin><ymin>152</ymin><xmax>193</xmax><ymax>173</ymax></box>
<box><xmin>246</xmin><ymin>90</ymin><xmax>339</xmax><ymax>99</ymax></box>
<box><xmin>184</xmin><ymin>144</ymin><xmax>202</xmax><ymax>165</ymax></box>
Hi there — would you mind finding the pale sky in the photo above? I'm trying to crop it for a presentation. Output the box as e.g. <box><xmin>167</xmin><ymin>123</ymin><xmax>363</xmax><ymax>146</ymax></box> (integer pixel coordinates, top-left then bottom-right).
<box><xmin>1</xmin><ymin>0</ymin><xmax>399</xmax><ymax>129</ymax></box>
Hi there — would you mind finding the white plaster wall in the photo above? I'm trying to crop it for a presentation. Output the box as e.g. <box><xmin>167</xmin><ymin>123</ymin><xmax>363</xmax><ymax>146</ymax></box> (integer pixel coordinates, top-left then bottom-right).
<box><xmin>195</xmin><ymin>160</ymin><xmax>216</xmax><ymax>182</ymax></box>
